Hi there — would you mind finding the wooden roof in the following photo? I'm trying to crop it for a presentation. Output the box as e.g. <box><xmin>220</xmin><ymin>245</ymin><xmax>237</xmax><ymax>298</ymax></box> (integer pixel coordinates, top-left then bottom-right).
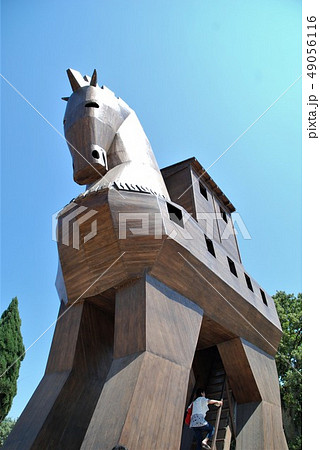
<box><xmin>161</xmin><ymin>157</ymin><xmax>236</xmax><ymax>213</ymax></box>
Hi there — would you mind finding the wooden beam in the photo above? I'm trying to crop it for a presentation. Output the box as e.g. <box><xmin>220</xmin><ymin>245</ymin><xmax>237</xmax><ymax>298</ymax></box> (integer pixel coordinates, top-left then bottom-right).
<box><xmin>218</xmin><ymin>338</ymin><xmax>288</xmax><ymax>449</ymax></box>
<box><xmin>81</xmin><ymin>274</ymin><xmax>203</xmax><ymax>449</ymax></box>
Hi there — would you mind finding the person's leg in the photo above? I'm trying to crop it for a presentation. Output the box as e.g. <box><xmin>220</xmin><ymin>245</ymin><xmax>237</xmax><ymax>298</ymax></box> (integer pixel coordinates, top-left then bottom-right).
<box><xmin>202</xmin><ymin>423</ymin><xmax>214</xmax><ymax>446</ymax></box>
<box><xmin>193</xmin><ymin>428</ymin><xmax>203</xmax><ymax>450</ymax></box>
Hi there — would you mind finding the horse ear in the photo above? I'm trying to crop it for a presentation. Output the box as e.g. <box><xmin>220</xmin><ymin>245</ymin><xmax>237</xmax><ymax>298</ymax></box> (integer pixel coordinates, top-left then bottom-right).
<box><xmin>90</xmin><ymin>69</ymin><xmax>97</xmax><ymax>87</ymax></box>
<box><xmin>67</xmin><ymin>68</ymin><xmax>87</xmax><ymax>92</ymax></box>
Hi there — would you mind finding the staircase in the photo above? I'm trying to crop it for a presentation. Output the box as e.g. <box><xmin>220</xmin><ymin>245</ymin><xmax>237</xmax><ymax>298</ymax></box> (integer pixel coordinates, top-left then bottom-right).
<box><xmin>180</xmin><ymin>347</ymin><xmax>236</xmax><ymax>450</ymax></box>
<box><xmin>205</xmin><ymin>359</ymin><xmax>236</xmax><ymax>450</ymax></box>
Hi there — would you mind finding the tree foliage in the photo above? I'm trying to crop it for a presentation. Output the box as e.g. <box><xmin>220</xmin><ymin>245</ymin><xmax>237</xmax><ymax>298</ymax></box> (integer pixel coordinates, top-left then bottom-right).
<box><xmin>273</xmin><ymin>291</ymin><xmax>302</xmax><ymax>450</ymax></box>
<box><xmin>0</xmin><ymin>418</ymin><xmax>16</xmax><ymax>447</ymax></box>
<box><xmin>0</xmin><ymin>297</ymin><xmax>25</xmax><ymax>422</ymax></box>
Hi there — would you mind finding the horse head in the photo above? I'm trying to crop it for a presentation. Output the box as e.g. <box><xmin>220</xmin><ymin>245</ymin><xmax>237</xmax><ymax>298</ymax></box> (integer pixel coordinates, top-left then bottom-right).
<box><xmin>63</xmin><ymin>69</ymin><xmax>169</xmax><ymax>199</ymax></box>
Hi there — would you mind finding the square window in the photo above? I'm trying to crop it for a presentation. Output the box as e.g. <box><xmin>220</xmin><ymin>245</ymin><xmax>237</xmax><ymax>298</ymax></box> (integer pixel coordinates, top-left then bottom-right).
<box><xmin>205</xmin><ymin>235</ymin><xmax>216</xmax><ymax>257</ymax></box>
<box><xmin>199</xmin><ymin>182</ymin><xmax>208</xmax><ymax>200</ymax></box>
<box><xmin>227</xmin><ymin>257</ymin><xmax>237</xmax><ymax>277</ymax></box>
<box><xmin>166</xmin><ymin>202</ymin><xmax>184</xmax><ymax>228</ymax></box>
<box><xmin>260</xmin><ymin>289</ymin><xmax>268</xmax><ymax>306</ymax></box>
<box><xmin>245</xmin><ymin>274</ymin><xmax>254</xmax><ymax>292</ymax></box>
<box><xmin>220</xmin><ymin>206</ymin><xmax>228</xmax><ymax>223</ymax></box>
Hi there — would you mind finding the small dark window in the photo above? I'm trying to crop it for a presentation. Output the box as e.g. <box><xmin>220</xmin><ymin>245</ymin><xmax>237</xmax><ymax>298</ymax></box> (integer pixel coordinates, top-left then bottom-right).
<box><xmin>220</xmin><ymin>206</ymin><xmax>228</xmax><ymax>223</ymax></box>
<box><xmin>260</xmin><ymin>289</ymin><xmax>268</xmax><ymax>306</ymax></box>
<box><xmin>199</xmin><ymin>182</ymin><xmax>208</xmax><ymax>200</ymax></box>
<box><xmin>227</xmin><ymin>257</ymin><xmax>237</xmax><ymax>277</ymax></box>
<box><xmin>92</xmin><ymin>150</ymin><xmax>100</xmax><ymax>159</ymax></box>
<box><xmin>167</xmin><ymin>202</ymin><xmax>184</xmax><ymax>228</ymax></box>
<box><xmin>205</xmin><ymin>235</ymin><xmax>216</xmax><ymax>257</ymax></box>
<box><xmin>245</xmin><ymin>274</ymin><xmax>254</xmax><ymax>292</ymax></box>
<box><xmin>85</xmin><ymin>101</ymin><xmax>99</xmax><ymax>108</ymax></box>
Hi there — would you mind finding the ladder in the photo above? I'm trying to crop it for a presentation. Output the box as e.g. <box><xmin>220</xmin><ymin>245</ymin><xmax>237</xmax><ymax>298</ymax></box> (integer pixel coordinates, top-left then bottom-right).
<box><xmin>205</xmin><ymin>358</ymin><xmax>236</xmax><ymax>450</ymax></box>
<box><xmin>181</xmin><ymin>347</ymin><xmax>236</xmax><ymax>450</ymax></box>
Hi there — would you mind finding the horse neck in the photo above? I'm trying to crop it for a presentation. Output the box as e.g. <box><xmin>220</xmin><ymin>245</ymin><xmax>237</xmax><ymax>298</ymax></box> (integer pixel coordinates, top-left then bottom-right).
<box><xmin>107</xmin><ymin>110</ymin><xmax>160</xmax><ymax>172</ymax></box>
<box><xmin>87</xmin><ymin>104</ymin><xmax>170</xmax><ymax>200</ymax></box>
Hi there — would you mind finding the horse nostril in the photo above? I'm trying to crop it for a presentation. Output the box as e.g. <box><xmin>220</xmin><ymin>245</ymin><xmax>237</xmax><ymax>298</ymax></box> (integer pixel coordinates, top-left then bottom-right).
<box><xmin>85</xmin><ymin>102</ymin><xmax>99</xmax><ymax>108</ymax></box>
<box><xmin>92</xmin><ymin>150</ymin><xmax>100</xmax><ymax>159</ymax></box>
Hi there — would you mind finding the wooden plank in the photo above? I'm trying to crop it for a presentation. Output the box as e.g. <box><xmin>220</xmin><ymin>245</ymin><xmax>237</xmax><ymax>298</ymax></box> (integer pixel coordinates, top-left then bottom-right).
<box><xmin>223</xmin><ymin>425</ymin><xmax>232</xmax><ymax>450</ymax></box>
<box><xmin>211</xmin><ymin>380</ymin><xmax>225</xmax><ymax>450</ymax></box>
<box><xmin>3</xmin><ymin>372</ymin><xmax>70</xmax><ymax>449</ymax></box>
<box><xmin>113</xmin><ymin>277</ymin><xmax>146</xmax><ymax>358</ymax></box>
<box><xmin>45</xmin><ymin>302</ymin><xmax>83</xmax><ymax>373</ymax></box>
<box><xmin>151</xmin><ymin>239</ymin><xmax>282</xmax><ymax>356</ymax></box>
<box><xmin>161</xmin><ymin>165</ymin><xmax>196</xmax><ymax>219</ymax></box>
<box><xmin>57</xmin><ymin>192</ymin><xmax>128</xmax><ymax>303</ymax></box>
<box><xmin>4</xmin><ymin>302</ymin><xmax>114</xmax><ymax>450</ymax></box>
<box><xmin>190</xmin><ymin>168</ymin><xmax>221</xmax><ymax>244</ymax></box>
<box><xmin>114</xmin><ymin>274</ymin><xmax>203</xmax><ymax>367</ymax></box>
<box><xmin>225</xmin><ymin>380</ymin><xmax>236</xmax><ymax>437</ymax></box>
<box><xmin>57</xmin><ymin>188</ymin><xmax>281</xmax><ymax>356</ymax></box>
<box><xmin>213</xmin><ymin>196</ymin><xmax>241</xmax><ymax>263</ymax></box>
<box><xmin>120</xmin><ymin>353</ymin><xmax>190</xmax><ymax>450</ymax></box>
<box><xmin>218</xmin><ymin>339</ymin><xmax>288</xmax><ymax>450</ymax></box>
<box><xmin>82</xmin><ymin>275</ymin><xmax>203</xmax><ymax>449</ymax></box>
<box><xmin>218</xmin><ymin>338</ymin><xmax>261</xmax><ymax>403</ymax></box>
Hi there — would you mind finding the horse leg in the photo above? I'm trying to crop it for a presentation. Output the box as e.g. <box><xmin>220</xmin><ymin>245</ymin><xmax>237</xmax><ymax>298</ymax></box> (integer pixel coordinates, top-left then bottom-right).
<box><xmin>218</xmin><ymin>338</ymin><xmax>288</xmax><ymax>450</ymax></box>
<box><xmin>81</xmin><ymin>274</ymin><xmax>203</xmax><ymax>450</ymax></box>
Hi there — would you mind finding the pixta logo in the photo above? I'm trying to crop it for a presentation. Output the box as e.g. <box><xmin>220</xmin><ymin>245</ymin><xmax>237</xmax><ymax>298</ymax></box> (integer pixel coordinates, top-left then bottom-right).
<box><xmin>52</xmin><ymin>202</ymin><xmax>98</xmax><ymax>249</ymax></box>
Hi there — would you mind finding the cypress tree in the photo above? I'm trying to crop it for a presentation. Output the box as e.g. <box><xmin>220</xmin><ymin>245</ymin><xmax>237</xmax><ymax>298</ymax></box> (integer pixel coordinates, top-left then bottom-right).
<box><xmin>0</xmin><ymin>297</ymin><xmax>25</xmax><ymax>422</ymax></box>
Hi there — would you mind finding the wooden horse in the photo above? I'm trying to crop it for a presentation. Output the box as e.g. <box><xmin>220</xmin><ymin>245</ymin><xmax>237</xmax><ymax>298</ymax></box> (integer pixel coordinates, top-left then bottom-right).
<box><xmin>4</xmin><ymin>69</ymin><xmax>287</xmax><ymax>449</ymax></box>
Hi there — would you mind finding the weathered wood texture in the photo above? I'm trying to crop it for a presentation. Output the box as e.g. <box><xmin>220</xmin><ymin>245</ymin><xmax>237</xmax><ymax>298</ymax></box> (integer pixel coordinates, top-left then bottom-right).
<box><xmin>218</xmin><ymin>338</ymin><xmax>288</xmax><ymax>450</ymax></box>
<box><xmin>81</xmin><ymin>275</ymin><xmax>203</xmax><ymax>449</ymax></box>
<box><xmin>56</xmin><ymin>191</ymin><xmax>128</xmax><ymax>303</ymax></box>
<box><xmin>151</xmin><ymin>238</ymin><xmax>281</xmax><ymax>355</ymax></box>
<box><xmin>160</xmin><ymin>165</ymin><xmax>196</xmax><ymax>219</ymax></box>
<box><xmin>189</xmin><ymin>167</ymin><xmax>241</xmax><ymax>263</ymax></box>
<box><xmin>161</xmin><ymin>158</ymin><xmax>241</xmax><ymax>262</ymax></box>
<box><xmin>161</xmin><ymin>157</ymin><xmax>236</xmax><ymax>213</ymax></box>
<box><xmin>4</xmin><ymin>301</ymin><xmax>114</xmax><ymax>450</ymax></box>
<box><xmin>6</xmin><ymin>68</ymin><xmax>286</xmax><ymax>450</ymax></box>
<box><xmin>56</xmin><ymin>188</ymin><xmax>281</xmax><ymax>356</ymax></box>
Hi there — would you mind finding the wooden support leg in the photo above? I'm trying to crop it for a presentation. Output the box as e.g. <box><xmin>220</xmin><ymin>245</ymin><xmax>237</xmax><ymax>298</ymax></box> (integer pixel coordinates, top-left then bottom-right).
<box><xmin>81</xmin><ymin>274</ymin><xmax>203</xmax><ymax>450</ymax></box>
<box><xmin>4</xmin><ymin>301</ymin><xmax>114</xmax><ymax>450</ymax></box>
<box><xmin>218</xmin><ymin>338</ymin><xmax>288</xmax><ymax>450</ymax></box>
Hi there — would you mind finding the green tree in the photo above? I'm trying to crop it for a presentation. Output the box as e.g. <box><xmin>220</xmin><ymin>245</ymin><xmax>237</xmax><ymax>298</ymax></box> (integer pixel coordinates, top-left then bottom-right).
<box><xmin>0</xmin><ymin>418</ymin><xmax>16</xmax><ymax>446</ymax></box>
<box><xmin>0</xmin><ymin>297</ymin><xmax>25</xmax><ymax>422</ymax></box>
<box><xmin>273</xmin><ymin>291</ymin><xmax>302</xmax><ymax>450</ymax></box>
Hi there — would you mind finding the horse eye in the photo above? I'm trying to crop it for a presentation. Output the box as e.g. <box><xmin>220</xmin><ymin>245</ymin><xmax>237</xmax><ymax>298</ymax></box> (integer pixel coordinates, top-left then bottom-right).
<box><xmin>85</xmin><ymin>102</ymin><xmax>99</xmax><ymax>108</ymax></box>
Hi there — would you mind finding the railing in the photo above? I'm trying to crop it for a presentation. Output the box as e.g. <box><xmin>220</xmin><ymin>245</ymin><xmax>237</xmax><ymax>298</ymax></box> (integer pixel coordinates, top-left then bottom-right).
<box><xmin>211</xmin><ymin>378</ymin><xmax>236</xmax><ymax>450</ymax></box>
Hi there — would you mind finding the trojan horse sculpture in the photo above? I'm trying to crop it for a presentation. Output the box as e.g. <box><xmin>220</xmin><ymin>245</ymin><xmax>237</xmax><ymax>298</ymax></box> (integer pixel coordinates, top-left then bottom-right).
<box><xmin>5</xmin><ymin>69</ymin><xmax>288</xmax><ymax>449</ymax></box>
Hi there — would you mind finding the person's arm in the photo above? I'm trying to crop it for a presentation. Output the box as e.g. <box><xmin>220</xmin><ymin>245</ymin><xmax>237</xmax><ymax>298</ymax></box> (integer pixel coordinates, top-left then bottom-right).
<box><xmin>208</xmin><ymin>399</ymin><xmax>223</xmax><ymax>407</ymax></box>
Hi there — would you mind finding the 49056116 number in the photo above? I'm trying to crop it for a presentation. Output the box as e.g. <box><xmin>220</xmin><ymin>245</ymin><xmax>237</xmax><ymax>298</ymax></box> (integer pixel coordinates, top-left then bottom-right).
<box><xmin>307</xmin><ymin>16</ymin><xmax>317</xmax><ymax>79</ymax></box>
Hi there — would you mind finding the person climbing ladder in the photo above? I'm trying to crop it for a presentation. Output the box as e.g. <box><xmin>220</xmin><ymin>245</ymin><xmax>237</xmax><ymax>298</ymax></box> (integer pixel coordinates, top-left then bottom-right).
<box><xmin>188</xmin><ymin>388</ymin><xmax>223</xmax><ymax>450</ymax></box>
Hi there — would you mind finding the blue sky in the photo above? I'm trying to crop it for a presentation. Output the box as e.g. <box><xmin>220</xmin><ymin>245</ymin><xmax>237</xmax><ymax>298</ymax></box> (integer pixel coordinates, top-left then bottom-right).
<box><xmin>1</xmin><ymin>0</ymin><xmax>301</xmax><ymax>419</ymax></box>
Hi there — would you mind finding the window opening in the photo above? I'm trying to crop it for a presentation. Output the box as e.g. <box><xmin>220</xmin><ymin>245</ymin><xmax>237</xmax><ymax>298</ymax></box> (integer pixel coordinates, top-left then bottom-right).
<box><xmin>199</xmin><ymin>182</ymin><xmax>208</xmax><ymax>200</ymax></box>
<box><xmin>227</xmin><ymin>257</ymin><xmax>237</xmax><ymax>277</ymax></box>
<box><xmin>245</xmin><ymin>273</ymin><xmax>254</xmax><ymax>292</ymax></box>
<box><xmin>220</xmin><ymin>206</ymin><xmax>228</xmax><ymax>223</ymax></box>
<box><xmin>260</xmin><ymin>289</ymin><xmax>268</xmax><ymax>306</ymax></box>
<box><xmin>205</xmin><ymin>235</ymin><xmax>216</xmax><ymax>257</ymax></box>
<box><xmin>166</xmin><ymin>202</ymin><xmax>184</xmax><ymax>228</ymax></box>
